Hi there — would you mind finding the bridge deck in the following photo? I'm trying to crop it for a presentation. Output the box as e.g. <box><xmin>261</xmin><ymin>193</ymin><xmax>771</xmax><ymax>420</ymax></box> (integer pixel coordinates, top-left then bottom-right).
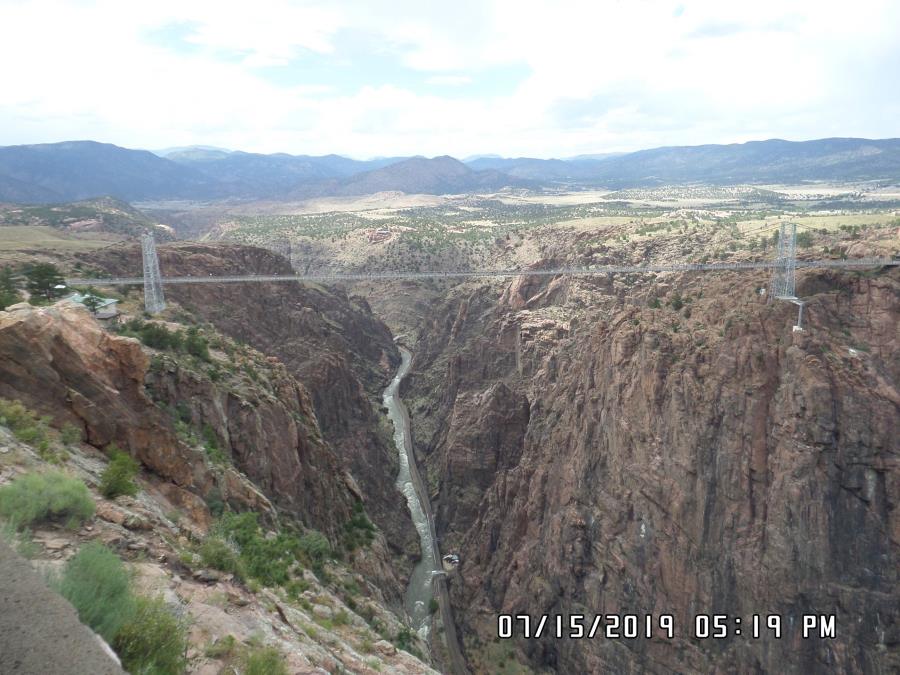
<box><xmin>67</xmin><ymin>256</ymin><xmax>898</xmax><ymax>286</ymax></box>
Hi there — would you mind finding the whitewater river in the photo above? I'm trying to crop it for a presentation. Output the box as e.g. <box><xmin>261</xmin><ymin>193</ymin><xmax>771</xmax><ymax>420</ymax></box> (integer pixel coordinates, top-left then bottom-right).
<box><xmin>383</xmin><ymin>346</ymin><xmax>438</xmax><ymax>640</ymax></box>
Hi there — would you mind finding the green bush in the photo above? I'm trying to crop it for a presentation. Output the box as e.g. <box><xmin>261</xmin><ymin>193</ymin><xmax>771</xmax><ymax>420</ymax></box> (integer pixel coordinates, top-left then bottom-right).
<box><xmin>99</xmin><ymin>447</ymin><xmax>140</xmax><ymax>499</ymax></box>
<box><xmin>201</xmin><ymin>425</ymin><xmax>228</xmax><ymax>465</ymax></box>
<box><xmin>342</xmin><ymin>501</ymin><xmax>376</xmax><ymax>552</ymax></box>
<box><xmin>204</xmin><ymin>487</ymin><xmax>225</xmax><ymax>518</ymax></box>
<box><xmin>60</xmin><ymin>544</ymin><xmax>188</xmax><ymax>673</ymax></box>
<box><xmin>216</xmin><ymin>512</ymin><xmax>319</xmax><ymax>587</ymax></box>
<box><xmin>58</xmin><ymin>543</ymin><xmax>134</xmax><ymax>643</ymax></box>
<box><xmin>199</xmin><ymin>537</ymin><xmax>244</xmax><ymax>579</ymax></box>
<box><xmin>0</xmin><ymin>398</ymin><xmax>51</xmax><ymax>450</ymax></box>
<box><xmin>298</xmin><ymin>530</ymin><xmax>331</xmax><ymax>565</ymax></box>
<box><xmin>797</xmin><ymin>231</ymin><xmax>814</xmax><ymax>248</ymax></box>
<box><xmin>114</xmin><ymin>595</ymin><xmax>188</xmax><ymax>675</ymax></box>
<box><xmin>394</xmin><ymin>627</ymin><xmax>415</xmax><ymax>652</ymax></box>
<box><xmin>204</xmin><ymin>634</ymin><xmax>237</xmax><ymax>659</ymax></box>
<box><xmin>243</xmin><ymin>646</ymin><xmax>288</xmax><ymax>675</ymax></box>
<box><xmin>0</xmin><ymin>471</ymin><xmax>94</xmax><ymax>529</ymax></box>
<box><xmin>240</xmin><ymin>532</ymin><xmax>303</xmax><ymax>586</ymax></box>
<box><xmin>184</xmin><ymin>327</ymin><xmax>211</xmax><ymax>362</ymax></box>
<box><xmin>60</xmin><ymin>423</ymin><xmax>82</xmax><ymax>446</ymax></box>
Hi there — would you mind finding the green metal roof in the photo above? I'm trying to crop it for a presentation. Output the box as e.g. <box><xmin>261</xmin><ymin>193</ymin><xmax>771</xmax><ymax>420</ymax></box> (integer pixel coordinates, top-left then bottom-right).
<box><xmin>66</xmin><ymin>292</ymin><xmax>118</xmax><ymax>309</ymax></box>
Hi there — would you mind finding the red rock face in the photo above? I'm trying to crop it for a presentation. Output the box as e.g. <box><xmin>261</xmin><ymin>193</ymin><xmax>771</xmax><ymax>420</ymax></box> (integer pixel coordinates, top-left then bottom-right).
<box><xmin>85</xmin><ymin>242</ymin><xmax>417</xmax><ymax>593</ymax></box>
<box><xmin>406</xmin><ymin>268</ymin><xmax>900</xmax><ymax>673</ymax></box>
<box><xmin>144</xmin><ymin>351</ymin><xmax>357</xmax><ymax>538</ymax></box>
<box><xmin>0</xmin><ymin>302</ymin><xmax>271</xmax><ymax>519</ymax></box>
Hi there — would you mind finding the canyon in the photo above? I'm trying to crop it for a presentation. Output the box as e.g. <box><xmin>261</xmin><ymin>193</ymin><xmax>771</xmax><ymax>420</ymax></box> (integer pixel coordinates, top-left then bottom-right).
<box><xmin>0</xmin><ymin>209</ymin><xmax>897</xmax><ymax>674</ymax></box>
<box><xmin>400</xmin><ymin>258</ymin><xmax>899</xmax><ymax>673</ymax></box>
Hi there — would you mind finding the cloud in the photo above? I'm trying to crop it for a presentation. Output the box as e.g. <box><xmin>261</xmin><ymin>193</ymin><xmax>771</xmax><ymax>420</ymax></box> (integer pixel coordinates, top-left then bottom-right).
<box><xmin>424</xmin><ymin>75</ymin><xmax>473</xmax><ymax>86</ymax></box>
<box><xmin>0</xmin><ymin>0</ymin><xmax>898</xmax><ymax>157</ymax></box>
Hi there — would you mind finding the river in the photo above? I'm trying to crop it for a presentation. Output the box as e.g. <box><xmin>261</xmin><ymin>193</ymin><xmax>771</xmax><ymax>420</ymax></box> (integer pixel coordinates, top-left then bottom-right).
<box><xmin>383</xmin><ymin>346</ymin><xmax>437</xmax><ymax>640</ymax></box>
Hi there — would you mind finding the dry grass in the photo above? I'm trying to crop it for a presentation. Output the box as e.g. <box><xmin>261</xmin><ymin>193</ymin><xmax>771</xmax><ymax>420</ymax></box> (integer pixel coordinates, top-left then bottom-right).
<box><xmin>0</xmin><ymin>225</ymin><xmax>115</xmax><ymax>252</ymax></box>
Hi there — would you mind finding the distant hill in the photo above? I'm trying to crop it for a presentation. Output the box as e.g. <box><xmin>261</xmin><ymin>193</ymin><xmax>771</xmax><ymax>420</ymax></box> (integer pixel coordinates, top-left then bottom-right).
<box><xmin>569</xmin><ymin>137</ymin><xmax>900</xmax><ymax>186</ymax></box>
<box><xmin>0</xmin><ymin>196</ymin><xmax>174</xmax><ymax>240</ymax></box>
<box><xmin>153</xmin><ymin>145</ymin><xmax>233</xmax><ymax>158</ymax></box>
<box><xmin>166</xmin><ymin>150</ymin><xmax>409</xmax><ymax>197</ymax></box>
<box><xmin>465</xmin><ymin>139</ymin><xmax>900</xmax><ymax>185</ymax></box>
<box><xmin>321</xmin><ymin>155</ymin><xmax>528</xmax><ymax>197</ymax></box>
<box><xmin>0</xmin><ymin>141</ymin><xmax>215</xmax><ymax>203</ymax></box>
<box><xmin>466</xmin><ymin>156</ymin><xmax>585</xmax><ymax>181</ymax></box>
<box><xmin>1</xmin><ymin>138</ymin><xmax>898</xmax><ymax>204</ymax></box>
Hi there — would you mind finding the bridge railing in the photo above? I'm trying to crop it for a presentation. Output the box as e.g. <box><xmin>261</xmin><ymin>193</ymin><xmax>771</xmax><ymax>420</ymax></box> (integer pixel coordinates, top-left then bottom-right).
<box><xmin>64</xmin><ymin>256</ymin><xmax>898</xmax><ymax>287</ymax></box>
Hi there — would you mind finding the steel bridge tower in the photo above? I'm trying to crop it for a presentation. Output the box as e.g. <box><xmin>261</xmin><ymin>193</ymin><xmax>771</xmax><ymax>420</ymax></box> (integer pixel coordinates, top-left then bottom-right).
<box><xmin>141</xmin><ymin>231</ymin><xmax>166</xmax><ymax>314</ymax></box>
<box><xmin>769</xmin><ymin>222</ymin><xmax>805</xmax><ymax>330</ymax></box>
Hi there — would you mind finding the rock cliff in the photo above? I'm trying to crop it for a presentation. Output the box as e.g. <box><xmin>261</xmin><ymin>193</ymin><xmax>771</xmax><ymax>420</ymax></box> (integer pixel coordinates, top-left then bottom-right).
<box><xmin>85</xmin><ymin>243</ymin><xmax>417</xmax><ymax>581</ymax></box>
<box><xmin>0</xmin><ymin>302</ymin><xmax>267</xmax><ymax>521</ymax></box>
<box><xmin>405</xmin><ymin>264</ymin><xmax>899</xmax><ymax>673</ymax></box>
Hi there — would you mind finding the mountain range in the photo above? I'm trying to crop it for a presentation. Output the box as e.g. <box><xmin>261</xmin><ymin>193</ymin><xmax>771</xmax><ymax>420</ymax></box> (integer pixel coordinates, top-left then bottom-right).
<box><xmin>0</xmin><ymin>137</ymin><xmax>898</xmax><ymax>204</ymax></box>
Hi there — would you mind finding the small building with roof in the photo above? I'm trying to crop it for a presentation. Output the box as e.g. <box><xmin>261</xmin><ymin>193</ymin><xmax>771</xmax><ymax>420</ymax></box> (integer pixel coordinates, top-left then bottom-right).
<box><xmin>66</xmin><ymin>292</ymin><xmax>119</xmax><ymax>320</ymax></box>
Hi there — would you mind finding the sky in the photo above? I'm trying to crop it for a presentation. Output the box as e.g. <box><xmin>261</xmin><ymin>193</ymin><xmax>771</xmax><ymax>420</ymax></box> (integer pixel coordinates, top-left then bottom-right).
<box><xmin>1</xmin><ymin>0</ymin><xmax>899</xmax><ymax>158</ymax></box>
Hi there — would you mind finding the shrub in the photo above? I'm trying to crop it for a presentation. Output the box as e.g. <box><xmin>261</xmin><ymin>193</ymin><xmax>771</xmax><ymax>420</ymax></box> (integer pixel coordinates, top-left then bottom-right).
<box><xmin>119</xmin><ymin>319</ymin><xmax>182</xmax><ymax>351</ymax></box>
<box><xmin>184</xmin><ymin>327</ymin><xmax>211</xmax><ymax>362</ymax></box>
<box><xmin>394</xmin><ymin>627</ymin><xmax>415</xmax><ymax>652</ymax></box>
<box><xmin>205</xmin><ymin>634</ymin><xmax>237</xmax><ymax>659</ymax></box>
<box><xmin>114</xmin><ymin>595</ymin><xmax>188</xmax><ymax>675</ymax></box>
<box><xmin>204</xmin><ymin>487</ymin><xmax>225</xmax><ymax>518</ymax></box>
<box><xmin>342</xmin><ymin>501</ymin><xmax>376</xmax><ymax>552</ymax></box>
<box><xmin>797</xmin><ymin>231</ymin><xmax>814</xmax><ymax>248</ymax></box>
<box><xmin>58</xmin><ymin>543</ymin><xmax>134</xmax><ymax>643</ymax></box>
<box><xmin>243</xmin><ymin>646</ymin><xmax>288</xmax><ymax>675</ymax></box>
<box><xmin>202</xmin><ymin>425</ymin><xmax>228</xmax><ymax>465</ymax></box>
<box><xmin>60</xmin><ymin>423</ymin><xmax>82</xmax><ymax>446</ymax></box>
<box><xmin>0</xmin><ymin>471</ymin><xmax>94</xmax><ymax>529</ymax></box>
<box><xmin>0</xmin><ymin>398</ymin><xmax>51</xmax><ymax>449</ymax></box>
<box><xmin>99</xmin><ymin>446</ymin><xmax>140</xmax><ymax>499</ymax></box>
<box><xmin>240</xmin><ymin>533</ymin><xmax>303</xmax><ymax>586</ymax></box>
<box><xmin>298</xmin><ymin>530</ymin><xmax>331</xmax><ymax>565</ymax></box>
<box><xmin>285</xmin><ymin>577</ymin><xmax>310</xmax><ymax>599</ymax></box>
<box><xmin>199</xmin><ymin>537</ymin><xmax>244</xmax><ymax>579</ymax></box>
<box><xmin>429</xmin><ymin>597</ymin><xmax>439</xmax><ymax>614</ymax></box>
<box><xmin>141</xmin><ymin>323</ymin><xmax>183</xmax><ymax>351</ymax></box>
<box><xmin>216</xmin><ymin>512</ymin><xmax>299</xmax><ymax>586</ymax></box>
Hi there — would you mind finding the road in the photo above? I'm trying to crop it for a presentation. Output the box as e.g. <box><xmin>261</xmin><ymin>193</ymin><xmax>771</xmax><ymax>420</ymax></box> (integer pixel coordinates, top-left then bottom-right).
<box><xmin>390</xmin><ymin>346</ymin><xmax>468</xmax><ymax>675</ymax></box>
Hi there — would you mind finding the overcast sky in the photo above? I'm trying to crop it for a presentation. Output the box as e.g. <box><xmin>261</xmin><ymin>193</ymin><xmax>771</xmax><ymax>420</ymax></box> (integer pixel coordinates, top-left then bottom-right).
<box><xmin>1</xmin><ymin>0</ymin><xmax>898</xmax><ymax>158</ymax></box>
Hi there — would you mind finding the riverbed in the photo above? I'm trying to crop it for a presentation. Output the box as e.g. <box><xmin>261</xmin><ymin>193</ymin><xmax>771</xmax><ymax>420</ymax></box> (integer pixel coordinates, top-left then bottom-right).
<box><xmin>383</xmin><ymin>346</ymin><xmax>437</xmax><ymax>640</ymax></box>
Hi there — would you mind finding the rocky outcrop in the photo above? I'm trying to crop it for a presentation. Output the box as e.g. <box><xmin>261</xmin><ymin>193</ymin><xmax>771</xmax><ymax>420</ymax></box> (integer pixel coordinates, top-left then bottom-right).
<box><xmin>0</xmin><ymin>302</ymin><xmax>271</xmax><ymax>520</ymax></box>
<box><xmin>144</xmin><ymin>348</ymin><xmax>358</xmax><ymax>538</ymax></box>
<box><xmin>406</xmin><ymin>266</ymin><xmax>900</xmax><ymax>674</ymax></box>
<box><xmin>85</xmin><ymin>243</ymin><xmax>417</xmax><ymax>592</ymax></box>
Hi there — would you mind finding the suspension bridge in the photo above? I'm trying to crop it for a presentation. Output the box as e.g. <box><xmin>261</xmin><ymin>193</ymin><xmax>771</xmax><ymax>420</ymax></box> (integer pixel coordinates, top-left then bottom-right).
<box><xmin>67</xmin><ymin>225</ymin><xmax>898</xmax><ymax>327</ymax></box>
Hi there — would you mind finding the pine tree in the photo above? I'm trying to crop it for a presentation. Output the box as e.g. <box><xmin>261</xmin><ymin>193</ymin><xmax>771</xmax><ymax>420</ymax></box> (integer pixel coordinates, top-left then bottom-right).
<box><xmin>0</xmin><ymin>266</ymin><xmax>20</xmax><ymax>310</ymax></box>
<box><xmin>24</xmin><ymin>263</ymin><xmax>65</xmax><ymax>302</ymax></box>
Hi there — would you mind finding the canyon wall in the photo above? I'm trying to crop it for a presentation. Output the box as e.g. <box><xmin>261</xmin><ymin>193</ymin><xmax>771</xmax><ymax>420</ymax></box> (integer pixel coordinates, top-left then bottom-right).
<box><xmin>405</xmin><ymin>266</ymin><xmax>899</xmax><ymax>673</ymax></box>
<box><xmin>86</xmin><ymin>243</ymin><xmax>417</xmax><ymax>571</ymax></box>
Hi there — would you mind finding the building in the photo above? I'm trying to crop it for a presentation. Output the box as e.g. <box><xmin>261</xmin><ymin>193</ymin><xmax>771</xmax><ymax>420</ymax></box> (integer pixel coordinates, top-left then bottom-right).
<box><xmin>66</xmin><ymin>292</ymin><xmax>119</xmax><ymax>320</ymax></box>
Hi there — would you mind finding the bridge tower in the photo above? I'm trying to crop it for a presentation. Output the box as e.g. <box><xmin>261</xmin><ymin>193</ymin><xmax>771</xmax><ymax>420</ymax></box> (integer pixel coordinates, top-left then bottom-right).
<box><xmin>769</xmin><ymin>222</ymin><xmax>805</xmax><ymax>330</ymax></box>
<box><xmin>141</xmin><ymin>231</ymin><xmax>166</xmax><ymax>314</ymax></box>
